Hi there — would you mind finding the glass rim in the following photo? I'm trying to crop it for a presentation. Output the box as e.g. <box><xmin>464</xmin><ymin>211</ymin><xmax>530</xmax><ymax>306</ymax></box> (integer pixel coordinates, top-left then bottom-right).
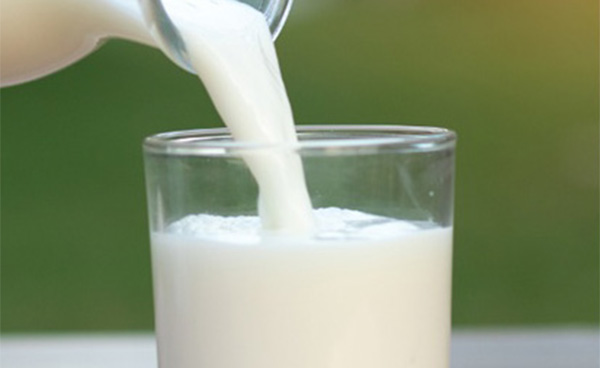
<box><xmin>143</xmin><ymin>124</ymin><xmax>457</xmax><ymax>155</ymax></box>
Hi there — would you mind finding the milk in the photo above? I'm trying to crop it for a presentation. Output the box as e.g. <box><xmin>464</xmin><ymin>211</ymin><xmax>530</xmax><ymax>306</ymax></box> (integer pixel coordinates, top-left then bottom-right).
<box><xmin>151</xmin><ymin>208</ymin><xmax>452</xmax><ymax>368</ymax></box>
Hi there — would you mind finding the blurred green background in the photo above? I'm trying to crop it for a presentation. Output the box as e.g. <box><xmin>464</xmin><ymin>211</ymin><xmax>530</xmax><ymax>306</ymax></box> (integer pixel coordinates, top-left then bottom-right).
<box><xmin>2</xmin><ymin>0</ymin><xmax>598</xmax><ymax>332</ymax></box>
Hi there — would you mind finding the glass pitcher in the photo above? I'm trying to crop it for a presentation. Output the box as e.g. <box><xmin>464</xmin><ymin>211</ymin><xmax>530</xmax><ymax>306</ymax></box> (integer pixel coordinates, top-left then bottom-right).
<box><xmin>0</xmin><ymin>0</ymin><xmax>293</xmax><ymax>87</ymax></box>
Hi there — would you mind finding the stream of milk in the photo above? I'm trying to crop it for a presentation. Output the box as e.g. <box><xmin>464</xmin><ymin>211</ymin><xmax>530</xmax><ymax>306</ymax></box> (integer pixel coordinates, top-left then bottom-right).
<box><xmin>165</xmin><ymin>0</ymin><xmax>315</xmax><ymax>233</ymax></box>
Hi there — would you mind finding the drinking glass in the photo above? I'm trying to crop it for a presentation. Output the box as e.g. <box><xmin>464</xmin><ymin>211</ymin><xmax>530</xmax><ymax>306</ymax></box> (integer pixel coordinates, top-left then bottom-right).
<box><xmin>144</xmin><ymin>125</ymin><xmax>456</xmax><ymax>368</ymax></box>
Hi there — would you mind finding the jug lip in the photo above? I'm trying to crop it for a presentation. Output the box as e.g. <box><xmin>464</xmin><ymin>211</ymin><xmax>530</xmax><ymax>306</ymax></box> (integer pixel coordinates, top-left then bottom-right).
<box><xmin>143</xmin><ymin>0</ymin><xmax>294</xmax><ymax>74</ymax></box>
<box><xmin>269</xmin><ymin>0</ymin><xmax>294</xmax><ymax>40</ymax></box>
<box><xmin>143</xmin><ymin>124</ymin><xmax>457</xmax><ymax>156</ymax></box>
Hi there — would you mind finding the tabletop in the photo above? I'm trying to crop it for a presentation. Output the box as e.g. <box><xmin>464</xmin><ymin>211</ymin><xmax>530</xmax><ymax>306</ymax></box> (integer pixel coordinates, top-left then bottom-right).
<box><xmin>2</xmin><ymin>329</ymin><xmax>598</xmax><ymax>368</ymax></box>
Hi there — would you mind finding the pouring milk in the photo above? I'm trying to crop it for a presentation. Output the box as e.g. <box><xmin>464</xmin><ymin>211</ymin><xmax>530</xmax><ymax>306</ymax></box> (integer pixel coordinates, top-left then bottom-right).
<box><xmin>1</xmin><ymin>0</ymin><xmax>314</xmax><ymax>234</ymax></box>
<box><xmin>3</xmin><ymin>2</ymin><xmax>454</xmax><ymax>367</ymax></box>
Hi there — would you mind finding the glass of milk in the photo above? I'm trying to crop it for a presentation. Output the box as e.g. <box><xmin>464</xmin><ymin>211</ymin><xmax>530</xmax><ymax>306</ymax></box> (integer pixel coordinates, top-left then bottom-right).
<box><xmin>143</xmin><ymin>125</ymin><xmax>456</xmax><ymax>368</ymax></box>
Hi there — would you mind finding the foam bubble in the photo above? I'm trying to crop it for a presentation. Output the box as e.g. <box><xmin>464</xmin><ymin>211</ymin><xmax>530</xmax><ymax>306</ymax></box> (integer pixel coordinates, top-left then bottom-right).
<box><xmin>166</xmin><ymin>208</ymin><xmax>422</xmax><ymax>243</ymax></box>
<box><xmin>167</xmin><ymin>214</ymin><xmax>261</xmax><ymax>243</ymax></box>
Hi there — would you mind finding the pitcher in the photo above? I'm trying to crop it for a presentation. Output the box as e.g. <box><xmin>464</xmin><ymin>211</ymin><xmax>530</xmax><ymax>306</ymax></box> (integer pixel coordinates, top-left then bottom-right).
<box><xmin>0</xmin><ymin>0</ymin><xmax>293</xmax><ymax>87</ymax></box>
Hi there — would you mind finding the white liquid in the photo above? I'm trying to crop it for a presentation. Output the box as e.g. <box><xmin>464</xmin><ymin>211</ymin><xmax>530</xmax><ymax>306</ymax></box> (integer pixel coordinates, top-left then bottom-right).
<box><xmin>165</xmin><ymin>0</ymin><xmax>314</xmax><ymax>233</ymax></box>
<box><xmin>1</xmin><ymin>0</ymin><xmax>314</xmax><ymax>233</ymax></box>
<box><xmin>152</xmin><ymin>209</ymin><xmax>452</xmax><ymax>368</ymax></box>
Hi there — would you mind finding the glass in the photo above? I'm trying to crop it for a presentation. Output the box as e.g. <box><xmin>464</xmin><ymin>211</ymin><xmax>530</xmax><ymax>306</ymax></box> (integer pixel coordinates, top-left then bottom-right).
<box><xmin>140</xmin><ymin>0</ymin><xmax>294</xmax><ymax>73</ymax></box>
<box><xmin>144</xmin><ymin>125</ymin><xmax>456</xmax><ymax>368</ymax></box>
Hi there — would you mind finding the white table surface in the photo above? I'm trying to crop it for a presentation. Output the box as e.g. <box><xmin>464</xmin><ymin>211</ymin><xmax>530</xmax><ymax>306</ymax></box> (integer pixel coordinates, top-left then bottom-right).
<box><xmin>2</xmin><ymin>329</ymin><xmax>598</xmax><ymax>368</ymax></box>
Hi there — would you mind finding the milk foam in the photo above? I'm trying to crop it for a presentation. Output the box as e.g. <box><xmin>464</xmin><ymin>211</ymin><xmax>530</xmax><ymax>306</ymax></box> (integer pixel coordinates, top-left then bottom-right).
<box><xmin>166</xmin><ymin>208</ymin><xmax>422</xmax><ymax>244</ymax></box>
